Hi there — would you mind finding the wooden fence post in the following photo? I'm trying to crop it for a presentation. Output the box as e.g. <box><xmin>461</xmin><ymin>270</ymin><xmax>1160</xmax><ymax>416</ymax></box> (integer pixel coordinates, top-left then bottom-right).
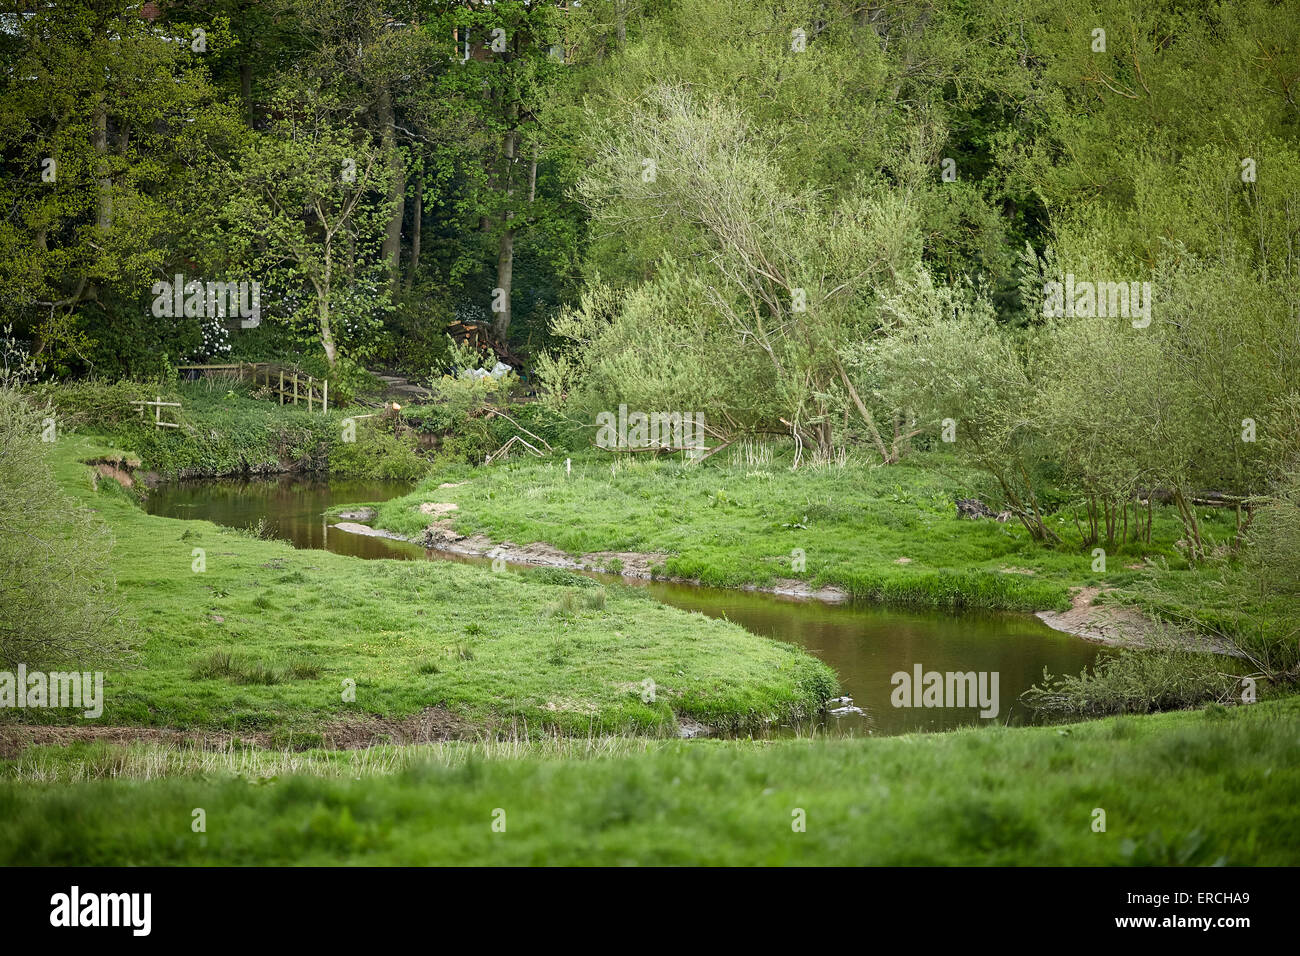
<box><xmin>307</xmin><ymin>376</ymin><xmax>313</xmax><ymax>413</ymax></box>
<box><xmin>323</xmin><ymin>379</ymin><xmax>328</xmax><ymax>414</ymax></box>
<box><xmin>279</xmin><ymin>370</ymin><xmax>284</xmax><ymax>405</ymax></box>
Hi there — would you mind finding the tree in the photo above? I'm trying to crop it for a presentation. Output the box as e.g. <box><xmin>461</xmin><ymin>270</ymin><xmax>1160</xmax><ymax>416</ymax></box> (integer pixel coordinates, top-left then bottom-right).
<box><xmin>446</xmin><ymin>0</ymin><xmax>567</xmax><ymax>344</ymax></box>
<box><xmin>572</xmin><ymin>83</ymin><xmax>925</xmax><ymax>462</ymax></box>
<box><xmin>201</xmin><ymin>93</ymin><xmax>395</xmax><ymax>368</ymax></box>
<box><xmin>0</xmin><ymin>0</ymin><xmax>227</xmax><ymax>371</ymax></box>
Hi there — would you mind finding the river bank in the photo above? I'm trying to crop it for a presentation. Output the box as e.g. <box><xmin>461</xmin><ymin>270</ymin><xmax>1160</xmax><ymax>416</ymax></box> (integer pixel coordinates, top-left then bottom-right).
<box><xmin>349</xmin><ymin>453</ymin><xmax>1243</xmax><ymax>651</ymax></box>
<box><xmin>146</xmin><ymin>476</ymin><xmax>1108</xmax><ymax>735</ymax></box>
<box><xmin>333</xmin><ymin>514</ymin><xmax>1183</xmax><ymax>650</ymax></box>
<box><xmin>0</xmin><ymin>435</ymin><xmax>838</xmax><ymax>748</ymax></box>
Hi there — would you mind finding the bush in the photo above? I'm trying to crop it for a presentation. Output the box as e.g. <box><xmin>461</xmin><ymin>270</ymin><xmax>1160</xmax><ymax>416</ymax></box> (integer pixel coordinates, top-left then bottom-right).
<box><xmin>0</xmin><ymin>387</ymin><xmax>126</xmax><ymax>669</ymax></box>
<box><xmin>27</xmin><ymin>378</ymin><xmax>159</xmax><ymax>432</ymax></box>
<box><xmin>1245</xmin><ymin>475</ymin><xmax>1300</xmax><ymax>597</ymax></box>
<box><xmin>379</xmin><ymin>296</ymin><xmax>456</xmax><ymax>376</ymax></box>
<box><xmin>1022</xmin><ymin>643</ymin><xmax>1245</xmax><ymax>719</ymax></box>
<box><xmin>329</xmin><ymin>420</ymin><xmax>430</xmax><ymax>481</ymax></box>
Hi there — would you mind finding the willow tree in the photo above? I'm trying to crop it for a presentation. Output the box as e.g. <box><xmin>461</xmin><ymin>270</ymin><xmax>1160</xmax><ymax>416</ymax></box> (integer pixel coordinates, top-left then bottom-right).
<box><xmin>575</xmin><ymin>84</ymin><xmax>924</xmax><ymax>463</ymax></box>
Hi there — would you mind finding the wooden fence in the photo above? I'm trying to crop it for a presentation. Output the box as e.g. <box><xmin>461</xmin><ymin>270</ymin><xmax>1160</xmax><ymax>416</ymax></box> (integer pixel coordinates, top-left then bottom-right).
<box><xmin>176</xmin><ymin>362</ymin><xmax>329</xmax><ymax>413</ymax></box>
<box><xmin>129</xmin><ymin>396</ymin><xmax>181</xmax><ymax>428</ymax></box>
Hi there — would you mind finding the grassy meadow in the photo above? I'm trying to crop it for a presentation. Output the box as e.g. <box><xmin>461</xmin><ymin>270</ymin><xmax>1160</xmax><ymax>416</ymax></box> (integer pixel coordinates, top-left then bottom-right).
<box><xmin>369</xmin><ymin>451</ymin><xmax>1226</xmax><ymax>613</ymax></box>
<box><xmin>0</xmin><ymin>408</ymin><xmax>1293</xmax><ymax>868</ymax></box>
<box><xmin>2</xmin><ymin>435</ymin><xmax>836</xmax><ymax>738</ymax></box>
<box><xmin>3</xmin><ymin>697</ymin><xmax>1296</xmax><ymax>865</ymax></box>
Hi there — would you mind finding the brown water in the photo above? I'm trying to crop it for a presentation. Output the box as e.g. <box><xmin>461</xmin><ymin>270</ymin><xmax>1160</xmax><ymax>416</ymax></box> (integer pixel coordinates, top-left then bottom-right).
<box><xmin>147</xmin><ymin>475</ymin><xmax>1106</xmax><ymax>736</ymax></box>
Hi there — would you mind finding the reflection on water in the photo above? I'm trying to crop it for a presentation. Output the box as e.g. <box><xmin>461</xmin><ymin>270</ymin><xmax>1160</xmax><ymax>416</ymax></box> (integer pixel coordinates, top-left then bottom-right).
<box><xmin>147</xmin><ymin>476</ymin><xmax>1106</xmax><ymax>736</ymax></box>
<box><xmin>630</xmin><ymin>581</ymin><xmax>1104</xmax><ymax>735</ymax></box>
<box><xmin>146</xmin><ymin>475</ymin><xmax>424</xmax><ymax>560</ymax></box>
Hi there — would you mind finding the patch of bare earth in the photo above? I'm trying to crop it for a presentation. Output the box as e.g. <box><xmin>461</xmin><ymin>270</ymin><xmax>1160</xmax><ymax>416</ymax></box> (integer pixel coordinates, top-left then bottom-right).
<box><xmin>93</xmin><ymin>463</ymin><xmax>135</xmax><ymax>488</ymax></box>
<box><xmin>0</xmin><ymin>707</ymin><xmax>471</xmax><ymax>759</ymax></box>
<box><xmin>1036</xmin><ymin>586</ymin><xmax>1239</xmax><ymax>655</ymax></box>
<box><xmin>581</xmin><ymin>550</ymin><xmax>662</xmax><ymax>578</ymax></box>
<box><xmin>753</xmin><ymin>578</ymin><xmax>850</xmax><ymax>603</ymax></box>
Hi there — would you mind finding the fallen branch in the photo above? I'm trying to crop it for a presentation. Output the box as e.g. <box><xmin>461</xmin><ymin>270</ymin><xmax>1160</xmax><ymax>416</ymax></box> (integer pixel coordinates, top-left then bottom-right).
<box><xmin>486</xmin><ymin>434</ymin><xmax>546</xmax><ymax>464</ymax></box>
<box><xmin>485</xmin><ymin>408</ymin><xmax>553</xmax><ymax>452</ymax></box>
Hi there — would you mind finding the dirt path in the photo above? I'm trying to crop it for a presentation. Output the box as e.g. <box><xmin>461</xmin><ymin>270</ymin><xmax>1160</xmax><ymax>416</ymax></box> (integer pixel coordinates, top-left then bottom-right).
<box><xmin>1037</xmin><ymin>586</ymin><xmax>1241</xmax><ymax>655</ymax></box>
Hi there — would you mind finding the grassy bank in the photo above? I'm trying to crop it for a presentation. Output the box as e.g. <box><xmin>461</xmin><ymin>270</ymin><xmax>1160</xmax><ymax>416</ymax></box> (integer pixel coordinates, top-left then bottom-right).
<box><xmin>33</xmin><ymin>381</ymin><xmax>1231</xmax><ymax>618</ymax></box>
<box><xmin>2</xmin><ymin>435</ymin><xmax>836</xmax><ymax>738</ymax></box>
<box><xmin>3</xmin><ymin>697</ymin><xmax>1296</xmax><ymax>865</ymax></box>
<box><xmin>367</xmin><ymin>452</ymin><xmax>1217</xmax><ymax>612</ymax></box>
<box><xmin>32</xmin><ymin>378</ymin><xmax>429</xmax><ymax>480</ymax></box>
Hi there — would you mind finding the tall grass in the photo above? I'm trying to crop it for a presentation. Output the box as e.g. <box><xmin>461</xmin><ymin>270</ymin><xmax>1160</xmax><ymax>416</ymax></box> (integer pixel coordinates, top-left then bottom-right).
<box><xmin>3</xmin><ymin>734</ymin><xmax>664</xmax><ymax>783</ymax></box>
<box><xmin>3</xmin><ymin>699</ymin><xmax>1297</xmax><ymax>864</ymax></box>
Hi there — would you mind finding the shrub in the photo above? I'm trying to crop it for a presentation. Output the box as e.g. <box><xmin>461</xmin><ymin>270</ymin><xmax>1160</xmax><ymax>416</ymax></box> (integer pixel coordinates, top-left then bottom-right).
<box><xmin>1244</xmin><ymin>475</ymin><xmax>1300</xmax><ymax>597</ymax></box>
<box><xmin>0</xmin><ymin>387</ymin><xmax>126</xmax><ymax>669</ymax></box>
<box><xmin>1022</xmin><ymin>642</ymin><xmax>1245</xmax><ymax>719</ymax></box>
<box><xmin>328</xmin><ymin>421</ymin><xmax>430</xmax><ymax>480</ymax></box>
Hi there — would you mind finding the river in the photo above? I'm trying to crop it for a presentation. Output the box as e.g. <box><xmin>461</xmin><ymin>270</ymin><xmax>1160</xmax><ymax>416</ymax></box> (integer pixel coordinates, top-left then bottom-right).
<box><xmin>146</xmin><ymin>475</ymin><xmax>1106</xmax><ymax>736</ymax></box>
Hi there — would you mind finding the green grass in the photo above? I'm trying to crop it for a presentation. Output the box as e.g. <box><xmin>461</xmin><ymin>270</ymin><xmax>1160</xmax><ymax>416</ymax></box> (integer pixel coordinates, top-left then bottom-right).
<box><xmin>3</xmin><ymin>697</ymin><xmax>1296</xmax><ymax>865</ymax></box>
<box><xmin>7</xmin><ymin>435</ymin><xmax>836</xmax><ymax>736</ymax></box>
<box><xmin>1113</xmin><ymin>560</ymin><xmax>1300</xmax><ymax>667</ymax></box>
<box><xmin>32</xmin><ymin>378</ymin><xmax>429</xmax><ymax>480</ymax></box>
<box><xmin>369</xmin><ymin>452</ymin><xmax>1221</xmax><ymax>612</ymax></box>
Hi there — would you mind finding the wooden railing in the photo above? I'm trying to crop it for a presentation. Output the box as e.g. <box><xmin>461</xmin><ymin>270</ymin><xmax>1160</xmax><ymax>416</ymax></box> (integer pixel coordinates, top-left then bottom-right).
<box><xmin>129</xmin><ymin>396</ymin><xmax>181</xmax><ymax>428</ymax></box>
<box><xmin>176</xmin><ymin>362</ymin><xmax>329</xmax><ymax>413</ymax></box>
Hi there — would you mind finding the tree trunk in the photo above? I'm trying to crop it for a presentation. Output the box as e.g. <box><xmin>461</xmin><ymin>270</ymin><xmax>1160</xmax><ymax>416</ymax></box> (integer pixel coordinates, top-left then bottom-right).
<box><xmin>834</xmin><ymin>359</ymin><xmax>890</xmax><ymax>463</ymax></box>
<box><xmin>494</xmin><ymin>227</ymin><xmax>514</xmax><ymax>341</ymax></box>
<box><xmin>1172</xmin><ymin>487</ymin><xmax>1205</xmax><ymax>561</ymax></box>
<box><xmin>311</xmin><ymin>258</ymin><xmax>337</xmax><ymax>368</ymax></box>
<box><xmin>93</xmin><ymin>101</ymin><xmax>111</xmax><ymax>232</ymax></box>
<box><xmin>376</xmin><ymin>90</ymin><xmax>405</xmax><ymax>298</ymax></box>
<box><xmin>240</xmin><ymin>59</ymin><xmax>253</xmax><ymax>125</ymax></box>
<box><xmin>404</xmin><ymin>186</ymin><xmax>422</xmax><ymax>295</ymax></box>
<box><xmin>528</xmin><ymin>142</ymin><xmax>538</xmax><ymax>203</ymax></box>
<box><xmin>318</xmin><ymin>295</ymin><xmax>337</xmax><ymax>368</ymax></box>
<box><xmin>493</xmin><ymin>122</ymin><xmax>518</xmax><ymax>342</ymax></box>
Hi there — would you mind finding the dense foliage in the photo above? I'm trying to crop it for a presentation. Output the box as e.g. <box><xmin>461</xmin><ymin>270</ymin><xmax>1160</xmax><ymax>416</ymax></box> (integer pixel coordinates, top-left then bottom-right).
<box><xmin>4</xmin><ymin>1</ymin><xmax>1297</xmax><ymax>685</ymax></box>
